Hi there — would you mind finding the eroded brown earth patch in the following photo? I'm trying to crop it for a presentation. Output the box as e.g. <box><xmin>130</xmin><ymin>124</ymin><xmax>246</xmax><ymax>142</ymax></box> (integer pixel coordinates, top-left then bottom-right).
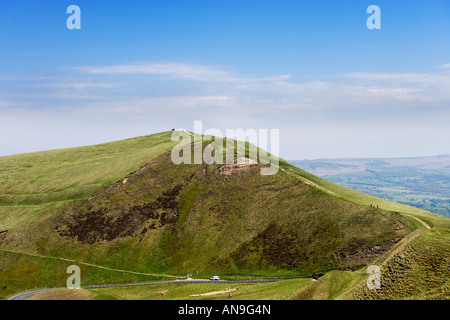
<box><xmin>56</xmin><ymin>152</ymin><xmax>205</xmax><ymax>245</ymax></box>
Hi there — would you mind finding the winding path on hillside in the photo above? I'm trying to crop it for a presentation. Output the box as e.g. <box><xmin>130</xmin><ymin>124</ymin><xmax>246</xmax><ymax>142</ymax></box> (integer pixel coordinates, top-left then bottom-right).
<box><xmin>284</xmin><ymin>168</ymin><xmax>339</xmax><ymax>197</ymax></box>
<box><xmin>0</xmin><ymin>248</ymin><xmax>179</xmax><ymax>278</ymax></box>
<box><xmin>402</xmin><ymin>214</ymin><xmax>431</xmax><ymax>230</ymax></box>
<box><xmin>285</xmin><ymin>167</ymin><xmax>433</xmax><ymax>230</ymax></box>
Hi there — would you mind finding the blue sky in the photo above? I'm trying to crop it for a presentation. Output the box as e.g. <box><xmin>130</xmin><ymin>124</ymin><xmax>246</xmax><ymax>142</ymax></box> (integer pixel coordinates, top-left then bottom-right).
<box><xmin>0</xmin><ymin>0</ymin><xmax>449</xmax><ymax>159</ymax></box>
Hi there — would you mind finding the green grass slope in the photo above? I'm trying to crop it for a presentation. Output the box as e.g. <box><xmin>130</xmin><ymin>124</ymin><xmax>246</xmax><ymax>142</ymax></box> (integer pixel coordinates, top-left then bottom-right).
<box><xmin>290</xmin><ymin>269</ymin><xmax>367</xmax><ymax>300</ymax></box>
<box><xmin>0</xmin><ymin>132</ymin><xmax>179</xmax><ymax>231</ymax></box>
<box><xmin>0</xmin><ymin>249</ymin><xmax>166</xmax><ymax>299</ymax></box>
<box><xmin>26</xmin><ymin>278</ymin><xmax>313</xmax><ymax>300</ymax></box>
<box><xmin>337</xmin><ymin>228</ymin><xmax>450</xmax><ymax>300</ymax></box>
<box><xmin>1</xmin><ymin>131</ymin><xmax>449</xmax><ymax>300</ymax></box>
<box><xmin>278</xmin><ymin>159</ymin><xmax>450</xmax><ymax>230</ymax></box>
<box><xmin>1</xmin><ymin>140</ymin><xmax>410</xmax><ymax>275</ymax></box>
<box><xmin>291</xmin><ymin>228</ymin><xmax>449</xmax><ymax>300</ymax></box>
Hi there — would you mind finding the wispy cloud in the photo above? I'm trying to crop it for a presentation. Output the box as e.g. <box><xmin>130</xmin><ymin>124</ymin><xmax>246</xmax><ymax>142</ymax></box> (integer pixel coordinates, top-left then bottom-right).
<box><xmin>30</xmin><ymin>82</ymin><xmax>115</xmax><ymax>90</ymax></box>
<box><xmin>439</xmin><ymin>63</ymin><xmax>450</xmax><ymax>69</ymax></box>
<box><xmin>336</xmin><ymin>69</ymin><xmax>450</xmax><ymax>103</ymax></box>
<box><xmin>340</xmin><ymin>70</ymin><xmax>449</xmax><ymax>85</ymax></box>
<box><xmin>2</xmin><ymin>61</ymin><xmax>450</xmax><ymax>158</ymax></box>
<box><xmin>72</xmin><ymin>61</ymin><xmax>450</xmax><ymax>102</ymax></box>
<box><xmin>3</xmin><ymin>61</ymin><xmax>450</xmax><ymax>114</ymax></box>
<box><xmin>81</xmin><ymin>95</ymin><xmax>240</xmax><ymax>115</ymax></box>
<box><xmin>74</xmin><ymin>61</ymin><xmax>291</xmax><ymax>83</ymax></box>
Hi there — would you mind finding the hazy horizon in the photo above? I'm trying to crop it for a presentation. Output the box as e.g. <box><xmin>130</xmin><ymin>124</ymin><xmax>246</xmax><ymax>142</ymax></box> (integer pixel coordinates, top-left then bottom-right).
<box><xmin>292</xmin><ymin>153</ymin><xmax>450</xmax><ymax>161</ymax></box>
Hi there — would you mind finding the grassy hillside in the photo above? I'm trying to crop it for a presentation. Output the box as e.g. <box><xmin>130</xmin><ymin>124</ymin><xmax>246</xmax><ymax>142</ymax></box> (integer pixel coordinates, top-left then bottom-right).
<box><xmin>338</xmin><ymin>228</ymin><xmax>450</xmax><ymax>300</ymax></box>
<box><xmin>0</xmin><ymin>249</ymin><xmax>166</xmax><ymax>299</ymax></box>
<box><xmin>291</xmin><ymin>228</ymin><xmax>450</xmax><ymax>300</ymax></box>
<box><xmin>2</xmin><ymin>147</ymin><xmax>411</xmax><ymax>275</ymax></box>
<box><xmin>26</xmin><ymin>278</ymin><xmax>313</xmax><ymax>300</ymax></box>
<box><xmin>1</xmin><ymin>131</ymin><xmax>449</xmax><ymax>300</ymax></box>
<box><xmin>0</xmin><ymin>132</ymin><xmax>179</xmax><ymax>231</ymax></box>
<box><xmin>290</xmin><ymin>269</ymin><xmax>367</xmax><ymax>300</ymax></box>
<box><xmin>290</xmin><ymin>157</ymin><xmax>450</xmax><ymax>218</ymax></box>
<box><xmin>279</xmin><ymin>159</ymin><xmax>450</xmax><ymax>230</ymax></box>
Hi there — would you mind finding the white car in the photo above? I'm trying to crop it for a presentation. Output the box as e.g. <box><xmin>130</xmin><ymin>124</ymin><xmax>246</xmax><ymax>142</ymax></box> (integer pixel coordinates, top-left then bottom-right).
<box><xmin>210</xmin><ymin>276</ymin><xmax>220</xmax><ymax>281</ymax></box>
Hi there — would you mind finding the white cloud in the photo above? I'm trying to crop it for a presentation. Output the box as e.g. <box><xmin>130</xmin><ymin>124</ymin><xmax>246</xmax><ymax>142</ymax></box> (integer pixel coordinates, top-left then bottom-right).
<box><xmin>31</xmin><ymin>82</ymin><xmax>115</xmax><ymax>90</ymax></box>
<box><xmin>68</xmin><ymin>61</ymin><xmax>450</xmax><ymax>110</ymax></box>
<box><xmin>2</xmin><ymin>61</ymin><xmax>450</xmax><ymax>158</ymax></box>
<box><xmin>0</xmin><ymin>100</ymin><xmax>14</xmax><ymax>108</ymax></box>
<box><xmin>80</xmin><ymin>95</ymin><xmax>240</xmax><ymax>115</ymax></box>
<box><xmin>74</xmin><ymin>61</ymin><xmax>291</xmax><ymax>83</ymax></box>
<box><xmin>439</xmin><ymin>63</ymin><xmax>450</xmax><ymax>69</ymax></box>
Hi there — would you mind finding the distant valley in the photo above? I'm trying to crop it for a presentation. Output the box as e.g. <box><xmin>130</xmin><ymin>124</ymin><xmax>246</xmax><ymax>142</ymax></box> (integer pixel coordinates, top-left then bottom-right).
<box><xmin>291</xmin><ymin>155</ymin><xmax>450</xmax><ymax>218</ymax></box>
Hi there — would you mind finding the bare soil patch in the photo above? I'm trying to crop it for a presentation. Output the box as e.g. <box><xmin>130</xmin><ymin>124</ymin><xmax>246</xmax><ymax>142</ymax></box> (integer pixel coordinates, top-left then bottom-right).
<box><xmin>189</xmin><ymin>287</ymin><xmax>238</xmax><ymax>297</ymax></box>
<box><xmin>216</xmin><ymin>157</ymin><xmax>258</xmax><ymax>175</ymax></box>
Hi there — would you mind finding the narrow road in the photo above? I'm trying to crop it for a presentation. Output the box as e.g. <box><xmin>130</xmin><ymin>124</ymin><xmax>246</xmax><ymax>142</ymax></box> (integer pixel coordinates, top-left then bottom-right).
<box><xmin>7</xmin><ymin>278</ymin><xmax>287</xmax><ymax>300</ymax></box>
<box><xmin>7</xmin><ymin>289</ymin><xmax>55</xmax><ymax>301</ymax></box>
